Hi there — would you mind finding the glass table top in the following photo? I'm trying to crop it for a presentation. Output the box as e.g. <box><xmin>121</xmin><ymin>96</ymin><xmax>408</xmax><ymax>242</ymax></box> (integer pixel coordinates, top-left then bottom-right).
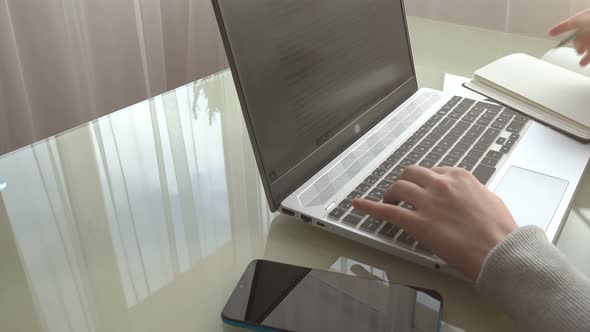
<box><xmin>1</xmin><ymin>17</ymin><xmax>590</xmax><ymax>332</ymax></box>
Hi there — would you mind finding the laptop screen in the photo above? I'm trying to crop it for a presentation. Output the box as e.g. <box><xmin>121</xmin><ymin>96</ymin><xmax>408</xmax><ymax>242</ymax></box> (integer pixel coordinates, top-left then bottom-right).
<box><xmin>215</xmin><ymin>0</ymin><xmax>416</xmax><ymax>210</ymax></box>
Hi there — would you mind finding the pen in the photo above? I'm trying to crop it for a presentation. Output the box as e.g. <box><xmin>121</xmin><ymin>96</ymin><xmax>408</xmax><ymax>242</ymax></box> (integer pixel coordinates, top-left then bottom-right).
<box><xmin>557</xmin><ymin>31</ymin><xmax>579</xmax><ymax>48</ymax></box>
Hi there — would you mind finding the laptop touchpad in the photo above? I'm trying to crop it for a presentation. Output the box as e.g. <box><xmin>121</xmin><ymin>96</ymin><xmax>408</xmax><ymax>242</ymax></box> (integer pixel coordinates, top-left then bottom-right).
<box><xmin>493</xmin><ymin>167</ymin><xmax>568</xmax><ymax>230</ymax></box>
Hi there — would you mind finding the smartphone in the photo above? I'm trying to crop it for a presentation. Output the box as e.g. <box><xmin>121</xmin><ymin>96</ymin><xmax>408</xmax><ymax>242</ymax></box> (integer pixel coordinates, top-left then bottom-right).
<box><xmin>222</xmin><ymin>260</ymin><xmax>443</xmax><ymax>332</ymax></box>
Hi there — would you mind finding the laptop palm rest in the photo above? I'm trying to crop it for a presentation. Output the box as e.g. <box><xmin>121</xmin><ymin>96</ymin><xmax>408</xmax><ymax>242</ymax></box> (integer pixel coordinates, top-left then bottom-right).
<box><xmin>494</xmin><ymin>166</ymin><xmax>569</xmax><ymax>230</ymax></box>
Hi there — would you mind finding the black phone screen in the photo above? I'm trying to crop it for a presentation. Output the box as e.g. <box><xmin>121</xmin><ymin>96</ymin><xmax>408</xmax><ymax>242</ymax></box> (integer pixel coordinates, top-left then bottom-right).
<box><xmin>222</xmin><ymin>260</ymin><xmax>443</xmax><ymax>332</ymax></box>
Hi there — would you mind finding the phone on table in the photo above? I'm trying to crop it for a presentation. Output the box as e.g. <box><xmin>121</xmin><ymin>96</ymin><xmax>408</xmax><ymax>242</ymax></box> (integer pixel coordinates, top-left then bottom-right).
<box><xmin>222</xmin><ymin>260</ymin><xmax>443</xmax><ymax>332</ymax></box>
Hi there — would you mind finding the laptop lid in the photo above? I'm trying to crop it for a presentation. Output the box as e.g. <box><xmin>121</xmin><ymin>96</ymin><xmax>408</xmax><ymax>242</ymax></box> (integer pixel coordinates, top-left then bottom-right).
<box><xmin>212</xmin><ymin>0</ymin><xmax>417</xmax><ymax>211</ymax></box>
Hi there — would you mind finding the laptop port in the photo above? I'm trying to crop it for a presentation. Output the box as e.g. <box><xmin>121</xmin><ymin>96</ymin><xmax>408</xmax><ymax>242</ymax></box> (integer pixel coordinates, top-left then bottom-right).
<box><xmin>301</xmin><ymin>215</ymin><xmax>312</xmax><ymax>223</ymax></box>
<box><xmin>281</xmin><ymin>208</ymin><xmax>295</xmax><ymax>216</ymax></box>
<box><xmin>315</xmin><ymin>221</ymin><xmax>325</xmax><ymax>228</ymax></box>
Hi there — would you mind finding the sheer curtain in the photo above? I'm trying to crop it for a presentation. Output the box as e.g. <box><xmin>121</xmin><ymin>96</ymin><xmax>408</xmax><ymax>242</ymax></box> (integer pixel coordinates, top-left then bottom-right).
<box><xmin>0</xmin><ymin>0</ymin><xmax>228</xmax><ymax>156</ymax></box>
<box><xmin>405</xmin><ymin>0</ymin><xmax>590</xmax><ymax>36</ymax></box>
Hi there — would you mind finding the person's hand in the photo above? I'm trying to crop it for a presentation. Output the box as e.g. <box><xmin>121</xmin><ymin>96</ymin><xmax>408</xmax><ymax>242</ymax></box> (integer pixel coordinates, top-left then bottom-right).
<box><xmin>352</xmin><ymin>166</ymin><xmax>517</xmax><ymax>281</ymax></box>
<box><xmin>549</xmin><ymin>10</ymin><xmax>590</xmax><ymax>66</ymax></box>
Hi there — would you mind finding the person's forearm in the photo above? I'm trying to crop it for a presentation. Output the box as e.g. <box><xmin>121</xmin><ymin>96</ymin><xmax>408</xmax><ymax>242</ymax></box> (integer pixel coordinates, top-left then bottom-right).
<box><xmin>477</xmin><ymin>226</ymin><xmax>590</xmax><ymax>332</ymax></box>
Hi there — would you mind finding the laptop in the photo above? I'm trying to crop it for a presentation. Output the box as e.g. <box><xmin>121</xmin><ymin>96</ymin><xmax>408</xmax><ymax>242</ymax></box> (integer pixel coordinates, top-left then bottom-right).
<box><xmin>212</xmin><ymin>0</ymin><xmax>590</xmax><ymax>275</ymax></box>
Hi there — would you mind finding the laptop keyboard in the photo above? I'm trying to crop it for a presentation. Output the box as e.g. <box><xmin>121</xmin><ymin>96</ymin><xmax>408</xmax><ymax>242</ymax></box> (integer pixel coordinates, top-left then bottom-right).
<box><xmin>327</xmin><ymin>96</ymin><xmax>530</xmax><ymax>256</ymax></box>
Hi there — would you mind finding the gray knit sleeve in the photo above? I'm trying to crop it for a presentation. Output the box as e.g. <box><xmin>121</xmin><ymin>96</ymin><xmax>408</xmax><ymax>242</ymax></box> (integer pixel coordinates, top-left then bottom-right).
<box><xmin>476</xmin><ymin>225</ymin><xmax>590</xmax><ymax>332</ymax></box>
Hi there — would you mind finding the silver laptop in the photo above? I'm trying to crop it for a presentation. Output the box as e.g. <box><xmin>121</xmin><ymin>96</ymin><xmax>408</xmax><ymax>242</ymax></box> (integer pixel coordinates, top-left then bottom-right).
<box><xmin>212</xmin><ymin>0</ymin><xmax>590</xmax><ymax>275</ymax></box>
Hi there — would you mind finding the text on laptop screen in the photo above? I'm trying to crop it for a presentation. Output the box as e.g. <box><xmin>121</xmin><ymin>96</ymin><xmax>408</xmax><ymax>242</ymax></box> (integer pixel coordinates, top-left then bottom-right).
<box><xmin>218</xmin><ymin>0</ymin><xmax>415</xmax><ymax>203</ymax></box>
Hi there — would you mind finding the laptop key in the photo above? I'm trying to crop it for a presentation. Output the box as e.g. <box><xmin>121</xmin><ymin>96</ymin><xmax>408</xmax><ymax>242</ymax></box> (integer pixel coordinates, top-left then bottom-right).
<box><xmin>413</xmin><ymin>130</ymin><xmax>428</xmax><ymax>139</ymax></box>
<box><xmin>515</xmin><ymin>114</ymin><xmax>529</xmax><ymax>122</ymax></box>
<box><xmin>461</xmin><ymin>156</ymin><xmax>479</xmax><ymax>165</ymax></box>
<box><xmin>495</xmin><ymin>116</ymin><xmax>509</xmax><ymax>124</ymax></box>
<box><xmin>462</xmin><ymin>115</ymin><xmax>476</xmax><ymax>123</ymax></box>
<box><xmin>444</xmin><ymin>133</ymin><xmax>461</xmax><ymax>142</ymax></box>
<box><xmin>338</xmin><ymin>199</ymin><xmax>353</xmax><ymax>209</ymax></box>
<box><xmin>476</xmin><ymin>101</ymin><xmax>503</xmax><ymax>111</ymax></box>
<box><xmin>360</xmin><ymin>218</ymin><xmax>384</xmax><ymax>233</ymax></box>
<box><xmin>368</xmin><ymin>188</ymin><xmax>385</xmax><ymax>200</ymax></box>
<box><xmin>356</xmin><ymin>183</ymin><xmax>371</xmax><ymax>194</ymax></box>
<box><xmin>400</xmin><ymin>143</ymin><xmax>414</xmax><ymax>150</ymax></box>
<box><xmin>397</xmin><ymin>232</ymin><xmax>416</xmax><ymax>246</ymax></box>
<box><xmin>454</xmin><ymin>142</ymin><xmax>471</xmax><ymax>151</ymax></box>
<box><xmin>472</xmin><ymin>165</ymin><xmax>496</xmax><ymax>184</ymax></box>
<box><xmin>406</xmin><ymin>136</ymin><xmax>421</xmax><ymax>145</ymax></box>
<box><xmin>460</xmin><ymin>135</ymin><xmax>477</xmax><ymax>145</ymax></box>
<box><xmin>467</xmin><ymin>109</ymin><xmax>483</xmax><ymax>117</ymax></box>
<box><xmin>425</xmin><ymin>152</ymin><xmax>443</xmax><ymax>162</ymax></box>
<box><xmin>372</xmin><ymin>168</ymin><xmax>387</xmax><ymax>177</ymax></box>
<box><xmin>384</xmin><ymin>172</ymin><xmax>397</xmax><ymax>181</ymax></box>
<box><xmin>413</xmin><ymin>145</ymin><xmax>429</xmax><ymax>155</ymax></box>
<box><xmin>386</xmin><ymin>154</ymin><xmax>401</xmax><ymax>163</ymax></box>
<box><xmin>491</xmin><ymin>121</ymin><xmax>507</xmax><ymax>130</ymax></box>
<box><xmin>496</xmin><ymin>137</ymin><xmax>506</xmax><ymax>145</ymax></box>
<box><xmin>391</xmin><ymin>165</ymin><xmax>405</xmax><ymax>176</ymax></box>
<box><xmin>432</xmin><ymin>126</ymin><xmax>448</xmax><ymax>135</ymax></box>
<box><xmin>457</xmin><ymin>163</ymin><xmax>474</xmax><ymax>171</ymax></box>
<box><xmin>483</xmin><ymin>128</ymin><xmax>500</xmax><ymax>139</ymax></box>
<box><xmin>505</xmin><ymin>139</ymin><xmax>516</xmax><ymax>148</ymax></box>
<box><xmin>476</xmin><ymin>118</ymin><xmax>491</xmax><ymax>126</ymax></box>
<box><xmin>473</xmin><ymin>142</ymin><xmax>489</xmax><ymax>152</ymax></box>
<box><xmin>364</xmin><ymin>175</ymin><xmax>380</xmax><ymax>185</ymax></box>
<box><xmin>467</xmin><ymin>149</ymin><xmax>484</xmax><ymax>159</ymax></box>
<box><xmin>448</xmin><ymin>111</ymin><xmax>463</xmax><ymax>120</ymax></box>
<box><xmin>438</xmin><ymin>162</ymin><xmax>455</xmax><ymax>167</ymax></box>
<box><xmin>484</xmin><ymin>109</ymin><xmax>499</xmax><ymax>117</ymax></box>
<box><xmin>499</xmin><ymin>111</ymin><xmax>514</xmax><ymax>120</ymax></box>
<box><xmin>448</xmin><ymin>148</ymin><xmax>466</xmax><ymax>158</ymax></box>
<box><xmin>440</xmin><ymin>118</ymin><xmax>457</xmax><ymax>128</ymax></box>
<box><xmin>438</xmin><ymin>140</ymin><xmax>453</xmax><ymax>149</ymax></box>
<box><xmin>379</xmin><ymin>223</ymin><xmax>401</xmax><ymax>239</ymax></box>
<box><xmin>481</xmin><ymin>157</ymin><xmax>499</xmax><ymax>167</ymax></box>
<box><xmin>426</xmin><ymin>114</ymin><xmax>443</xmax><ymax>125</ymax></box>
<box><xmin>400</xmin><ymin>158</ymin><xmax>416</xmax><ymax>167</ymax></box>
<box><xmin>509</xmin><ymin>133</ymin><xmax>520</xmax><ymax>140</ymax></box>
<box><xmin>443</xmin><ymin>155</ymin><xmax>459</xmax><ymax>165</ymax></box>
<box><xmin>376</xmin><ymin>180</ymin><xmax>393</xmax><ymax>190</ymax></box>
<box><xmin>407</xmin><ymin>151</ymin><xmax>424</xmax><ymax>161</ymax></box>
<box><xmin>479</xmin><ymin>136</ymin><xmax>496</xmax><ymax>145</ymax></box>
<box><xmin>450</xmin><ymin>126</ymin><xmax>466</xmax><ymax>135</ymax></box>
<box><xmin>432</xmin><ymin>146</ymin><xmax>448</xmax><ymax>155</ymax></box>
<box><xmin>460</xmin><ymin>98</ymin><xmax>476</xmax><ymax>107</ymax></box>
<box><xmin>342</xmin><ymin>214</ymin><xmax>362</xmax><ymax>226</ymax></box>
<box><xmin>500</xmin><ymin>146</ymin><xmax>511</xmax><ymax>154</ymax></box>
<box><xmin>420</xmin><ymin>138</ymin><xmax>437</xmax><ymax>147</ymax></box>
<box><xmin>347</xmin><ymin>191</ymin><xmax>362</xmax><ymax>199</ymax></box>
<box><xmin>379</xmin><ymin>161</ymin><xmax>394</xmax><ymax>170</ymax></box>
<box><xmin>455</xmin><ymin>121</ymin><xmax>471</xmax><ymax>130</ymax></box>
<box><xmin>329</xmin><ymin>207</ymin><xmax>347</xmax><ymax>220</ymax></box>
<box><xmin>486</xmin><ymin>150</ymin><xmax>503</xmax><ymax>160</ymax></box>
<box><xmin>419</xmin><ymin>159</ymin><xmax>436</xmax><ymax>168</ymax></box>
<box><xmin>351</xmin><ymin>209</ymin><xmax>367</xmax><ymax>218</ymax></box>
<box><xmin>364</xmin><ymin>196</ymin><xmax>380</xmax><ymax>202</ymax></box>
<box><xmin>426</xmin><ymin>133</ymin><xmax>442</xmax><ymax>142</ymax></box>
<box><xmin>449</xmin><ymin>96</ymin><xmax>462</xmax><ymax>104</ymax></box>
<box><xmin>393</xmin><ymin>148</ymin><xmax>409</xmax><ymax>157</ymax></box>
<box><xmin>506</xmin><ymin>121</ymin><xmax>525</xmax><ymax>133</ymax></box>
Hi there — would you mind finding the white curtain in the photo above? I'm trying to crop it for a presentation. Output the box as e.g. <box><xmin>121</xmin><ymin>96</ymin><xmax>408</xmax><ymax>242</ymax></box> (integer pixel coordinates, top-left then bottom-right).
<box><xmin>405</xmin><ymin>0</ymin><xmax>590</xmax><ymax>36</ymax></box>
<box><xmin>0</xmin><ymin>0</ymin><xmax>228</xmax><ymax>156</ymax></box>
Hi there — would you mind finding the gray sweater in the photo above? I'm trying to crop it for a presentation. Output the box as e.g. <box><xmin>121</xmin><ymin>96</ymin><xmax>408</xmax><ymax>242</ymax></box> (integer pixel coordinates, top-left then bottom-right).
<box><xmin>476</xmin><ymin>226</ymin><xmax>590</xmax><ymax>332</ymax></box>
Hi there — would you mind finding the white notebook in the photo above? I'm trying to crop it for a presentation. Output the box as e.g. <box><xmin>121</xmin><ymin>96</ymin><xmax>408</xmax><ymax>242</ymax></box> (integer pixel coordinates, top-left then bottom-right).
<box><xmin>464</xmin><ymin>47</ymin><xmax>590</xmax><ymax>141</ymax></box>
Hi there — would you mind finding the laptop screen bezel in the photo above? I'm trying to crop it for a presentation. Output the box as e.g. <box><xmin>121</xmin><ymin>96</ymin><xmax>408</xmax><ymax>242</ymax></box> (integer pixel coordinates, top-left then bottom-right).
<box><xmin>212</xmin><ymin>0</ymin><xmax>418</xmax><ymax>211</ymax></box>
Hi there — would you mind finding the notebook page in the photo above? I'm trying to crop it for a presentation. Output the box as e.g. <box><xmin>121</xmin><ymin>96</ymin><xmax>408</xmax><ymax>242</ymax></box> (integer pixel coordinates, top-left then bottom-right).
<box><xmin>475</xmin><ymin>53</ymin><xmax>590</xmax><ymax>129</ymax></box>
<box><xmin>542</xmin><ymin>47</ymin><xmax>590</xmax><ymax>78</ymax></box>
